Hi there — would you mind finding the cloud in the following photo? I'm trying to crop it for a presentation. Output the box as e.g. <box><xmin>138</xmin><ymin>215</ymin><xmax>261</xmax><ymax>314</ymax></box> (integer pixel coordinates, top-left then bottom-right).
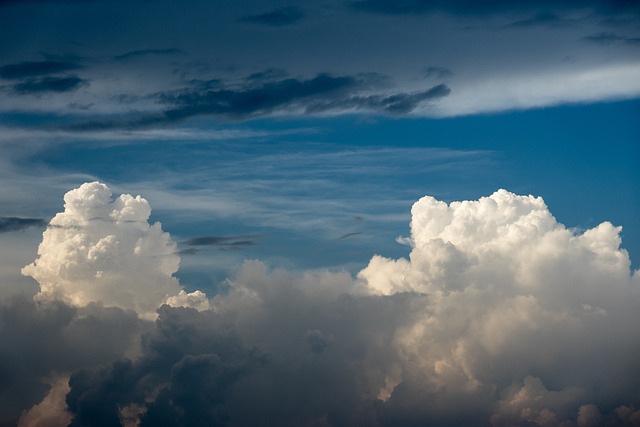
<box><xmin>157</xmin><ymin>75</ymin><xmax>448</xmax><ymax>118</ymax></box>
<box><xmin>238</xmin><ymin>6</ymin><xmax>305</xmax><ymax>27</ymax></box>
<box><xmin>21</xmin><ymin>181</ymin><xmax>209</xmax><ymax>318</ymax></box>
<box><xmin>113</xmin><ymin>48</ymin><xmax>183</xmax><ymax>60</ymax></box>
<box><xmin>422</xmin><ymin>66</ymin><xmax>454</xmax><ymax>79</ymax></box>
<box><xmin>349</xmin><ymin>0</ymin><xmax>640</xmax><ymax>16</ymax></box>
<box><xmin>581</xmin><ymin>31</ymin><xmax>640</xmax><ymax>45</ymax></box>
<box><xmin>0</xmin><ymin>217</ymin><xmax>46</xmax><ymax>233</ymax></box>
<box><xmin>6</xmin><ymin>186</ymin><xmax>640</xmax><ymax>425</ymax></box>
<box><xmin>182</xmin><ymin>235</ymin><xmax>258</xmax><ymax>249</ymax></box>
<box><xmin>56</xmin><ymin>189</ymin><xmax>640</xmax><ymax>425</ymax></box>
<box><xmin>10</xmin><ymin>76</ymin><xmax>87</xmax><ymax>94</ymax></box>
<box><xmin>306</xmin><ymin>84</ymin><xmax>451</xmax><ymax>115</ymax></box>
<box><xmin>0</xmin><ymin>295</ymin><xmax>145</xmax><ymax>426</ymax></box>
<box><xmin>160</xmin><ymin>73</ymin><xmax>360</xmax><ymax>120</ymax></box>
<box><xmin>62</xmin><ymin>74</ymin><xmax>449</xmax><ymax>129</ymax></box>
<box><xmin>502</xmin><ymin>11</ymin><xmax>566</xmax><ymax>28</ymax></box>
<box><xmin>337</xmin><ymin>231</ymin><xmax>363</xmax><ymax>240</ymax></box>
<box><xmin>0</xmin><ymin>60</ymin><xmax>81</xmax><ymax>80</ymax></box>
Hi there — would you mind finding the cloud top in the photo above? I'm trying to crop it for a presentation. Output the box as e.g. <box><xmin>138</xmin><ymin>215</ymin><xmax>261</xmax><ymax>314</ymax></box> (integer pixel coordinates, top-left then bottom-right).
<box><xmin>22</xmin><ymin>181</ymin><xmax>208</xmax><ymax>317</ymax></box>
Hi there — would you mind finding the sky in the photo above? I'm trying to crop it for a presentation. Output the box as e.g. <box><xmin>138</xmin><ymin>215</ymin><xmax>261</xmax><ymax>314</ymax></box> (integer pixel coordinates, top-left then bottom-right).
<box><xmin>0</xmin><ymin>0</ymin><xmax>639</xmax><ymax>426</ymax></box>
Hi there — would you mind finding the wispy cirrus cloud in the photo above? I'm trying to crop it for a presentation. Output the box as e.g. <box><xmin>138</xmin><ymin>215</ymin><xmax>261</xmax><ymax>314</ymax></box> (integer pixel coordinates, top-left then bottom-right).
<box><xmin>238</xmin><ymin>6</ymin><xmax>305</xmax><ymax>27</ymax></box>
<box><xmin>581</xmin><ymin>31</ymin><xmax>640</xmax><ymax>45</ymax></box>
<box><xmin>113</xmin><ymin>48</ymin><xmax>184</xmax><ymax>61</ymax></box>
<box><xmin>182</xmin><ymin>235</ymin><xmax>259</xmax><ymax>250</ymax></box>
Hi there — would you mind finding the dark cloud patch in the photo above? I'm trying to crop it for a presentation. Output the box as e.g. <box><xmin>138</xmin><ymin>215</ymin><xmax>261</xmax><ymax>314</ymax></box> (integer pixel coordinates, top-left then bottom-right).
<box><xmin>0</xmin><ymin>296</ymin><xmax>144</xmax><ymax>426</ymax></box>
<box><xmin>422</xmin><ymin>66</ymin><xmax>454</xmax><ymax>79</ymax></box>
<box><xmin>182</xmin><ymin>235</ymin><xmax>258</xmax><ymax>249</ymax></box>
<box><xmin>113</xmin><ymin>48</ymin><xmax>183</xmax><ymax>61</ymax></box>
<box><xmin>503</xmin><ymin>11</ymin><xmax>567</xmax><ymax>27</ymax></box>
<box><xmin>337</xmin><ymin>231</ymin><xmax>363</xmax><ymax>240</ymax></box>
<box><xmin>59</xmin><ymin>74</ymin><xmax>449</xmax><ymax>130</ymax></box>
<box><xmin>581</xmin><ymin>31</ymin><xmax>640</xmax><ymax>45</ymax></box>
<box><xmin>238</xmin><ymin>6</ymin><xmax>305</xmax><ymax>27</ymax></box>
<box><xmin>306</xmin><ymin>83</ymin><xmax>451</xmax><ymax>115</ymax></box>
<box><xmin>0</xmin><ymin>217</ymin><xmax>46</xmax><ymax>233</ymax></box>
<box><xmin>0</xmin><ymin>60</ymin><xmax>81</xmax><ymax>80</ymax></box>
<box><xmin>246</xmin><ymin>68</ymin><xmax>289</xmax><ymax>82</ymax></box>
<box><xmin>64</xmin><ymin>276</ymin><xmax>425</xmax><ymax>427</ymax></box>
<box><xmin>161</xmin><ymin>73</ymin><xmax>359</xmax><ymax>120</ymax></box>
<box><xmin>11</xmin><ymin>76</ymin><xmax>87</xmax><ymax>94</ymax></box>
<box><xmin>349</xmin><ymin>0</ymin><xmax>640</xmax><ymax>16</ymax></box>
<box><xmin>349</xmin><ymin>0</ymin><xmax>512</xmax><ymax>15</ymax></box>
<box><xmin>67</xmin><ymin>305</ymin><xmax>263</xmax><ymax>427</ymax></box>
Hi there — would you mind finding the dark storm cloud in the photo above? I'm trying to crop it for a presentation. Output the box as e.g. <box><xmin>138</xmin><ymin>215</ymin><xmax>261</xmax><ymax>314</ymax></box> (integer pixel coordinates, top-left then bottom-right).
<box><xmin>238</xmin><ymin>6</ymin><xmax>305</xmax><ymax>27</ymax></box>
<box><xmin>581</xmin><ymin>31</ymin><xmax>640</xmax><ymax>45</ymax></box>
<box><xmin>0</xmin><ymin>295</ymin><xmax>145</xmax><ymax>426</ymax></box>
<box><xmin>113</xmin><ymin>48</ymin><xmax>184</xmax><ymax>60</ymax></box>
<box><xmin>0</xmin><ymin>60</ymin><xmax>81</xmax><ymax>80</ymax></box>
<box><xmin>66</xmin><ymin>305</ymin><xmax>263</xmax><ymax>427</ymax></box>
<box><xmin>0</xmin><ymin>217</ymin><xmax>46</xmax><ymax>233</ymax></box>
<box><xmin>11</xmin><ymin>76</ymin><xmax>87</xmax><ymax>94</ymax></box>
<box><xmin>65</xmin><ymin>285</ymin><xmax>424</xmax><ymax>427</ymax></box>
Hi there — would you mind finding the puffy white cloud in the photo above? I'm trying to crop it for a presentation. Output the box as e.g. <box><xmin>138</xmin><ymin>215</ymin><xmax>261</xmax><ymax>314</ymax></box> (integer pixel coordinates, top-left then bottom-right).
<box><xmin>21</xmin><ymin>181</ymin><xmax>208</xmax><ymax>317</ymax></box>
<box><xmin>164</xmin><ymin>289</ymin><xmax>211</xmax><ymax>312</ymax></box>
<box><xmin>355</xmin><ymin>189</ymin><xmax>640</xmax><ymax>424</ymax></box>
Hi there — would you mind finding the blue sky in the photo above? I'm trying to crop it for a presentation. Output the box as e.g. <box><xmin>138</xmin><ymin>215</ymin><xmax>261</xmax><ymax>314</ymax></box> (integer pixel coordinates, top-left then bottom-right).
<box><xmin>1</xmin><ymin>1</ymin><xmax>639</xmax><ymax>426</ymax></box>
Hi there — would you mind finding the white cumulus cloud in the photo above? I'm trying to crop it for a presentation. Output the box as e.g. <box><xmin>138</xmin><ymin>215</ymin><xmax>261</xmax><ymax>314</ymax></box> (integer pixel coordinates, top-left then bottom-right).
<box><xmin>21</xmin><ymin>181</ymin><xmax>209</xmax><ymax>318</ymax></box>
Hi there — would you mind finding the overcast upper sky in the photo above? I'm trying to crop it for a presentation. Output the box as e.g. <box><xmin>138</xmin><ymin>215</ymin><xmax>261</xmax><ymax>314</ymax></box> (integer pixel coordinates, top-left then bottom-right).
<box><xmin>1</xmin><ymin>1</ymin><xmax>639</xmax><ymax>426</ymax></box>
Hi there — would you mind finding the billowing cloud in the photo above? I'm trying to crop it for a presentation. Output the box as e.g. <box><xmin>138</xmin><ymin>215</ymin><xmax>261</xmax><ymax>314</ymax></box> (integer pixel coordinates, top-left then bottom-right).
<box><xmin>21</xmin><ymin>181</ymin><xmax>209</xmax><ymax>318</ymax></box>
<box><xmin>0</xmin><ymin>295</ymin><xmax>145</xmax><ymax>426</ymax></box>
<box><xmin>59</xmin><ymin>189</ymin><xmax>639</xmax><ymax>426</ymax></box>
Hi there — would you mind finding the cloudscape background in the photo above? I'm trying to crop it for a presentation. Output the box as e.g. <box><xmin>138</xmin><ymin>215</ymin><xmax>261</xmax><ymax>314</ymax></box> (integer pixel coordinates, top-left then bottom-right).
<box><xmin>0</xmin><ymin>1</ymin><xmax>639</xmax><ymax>426</ymax></box>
